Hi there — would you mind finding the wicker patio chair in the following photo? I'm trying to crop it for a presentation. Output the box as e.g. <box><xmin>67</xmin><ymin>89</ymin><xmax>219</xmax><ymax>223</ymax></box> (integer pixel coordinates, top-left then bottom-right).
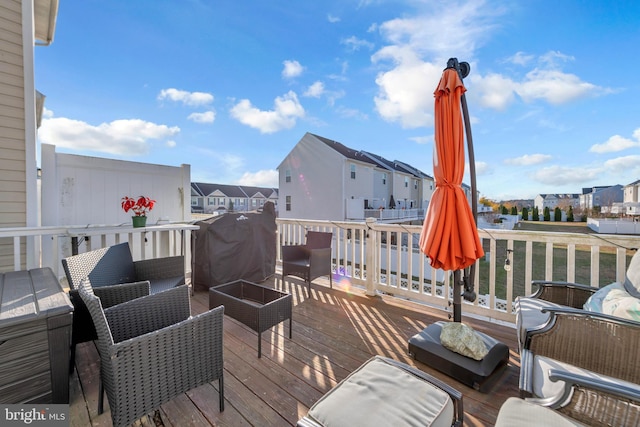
<box><xmin>78</xmin><ymin>280</ymin><xmax>224</xmax><ymax>427</ymax></box>
<box><xmin>497</xmin><ymin>371</ymin><xmax>640</xmax><ymax>427</ymax></box>
<box><xmin>519</xmin><ymin>307</ymin><xmax>640</xmax><ymax>426</ymax></box>
<box><xmin>282</xmin><ymin>231</ymin><xmax>333</xmax><ymax>294</ymax></box>
<box><xmin>62</xmin><ymin>242</ymin><xmax>185</xmax><ymax>366</ymax></box>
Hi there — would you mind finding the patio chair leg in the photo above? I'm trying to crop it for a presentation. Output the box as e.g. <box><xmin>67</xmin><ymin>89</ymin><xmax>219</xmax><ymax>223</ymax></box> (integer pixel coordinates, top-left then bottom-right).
<box><xmin>219</xmin><ymin>376</ymin><xmax>224</xmax><ymax>411</ymax></box>
<box><xmin>69</xmin><ymin>344</ymin><xmax>76</xmax><ymax>373</ymax></box>
<box><xmin>258</xmin><ymin>332</ymin><xmax>262</xmax><ymax>358</ymax></box>
<box><xmin>289</xmin><ymin>316</ymin><xmax>293</xmax><ymax>339</ymax></box>
<box><xmin>98</xmin><ymin>377</ymin><xmax>104</xmax><ymax>414</ymax></box>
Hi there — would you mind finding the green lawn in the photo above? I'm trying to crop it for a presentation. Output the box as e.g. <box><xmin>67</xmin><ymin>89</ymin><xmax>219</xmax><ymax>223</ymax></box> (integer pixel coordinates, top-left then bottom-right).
<box><xmin>477</xmin><ymin>221</ymin><xmax>630</xmax><ymax>299</ymax></box>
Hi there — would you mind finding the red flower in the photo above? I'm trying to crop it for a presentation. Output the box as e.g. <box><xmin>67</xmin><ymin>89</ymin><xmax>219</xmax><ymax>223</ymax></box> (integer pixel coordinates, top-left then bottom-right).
<box><xmin>121</xmin><ymin>196</ymin><xmax>156</xmax><ymax>216</ymax></box>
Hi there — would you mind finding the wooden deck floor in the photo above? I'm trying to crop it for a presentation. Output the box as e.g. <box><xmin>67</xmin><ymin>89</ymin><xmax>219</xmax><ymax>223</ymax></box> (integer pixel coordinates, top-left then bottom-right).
<box><xmin>69</xmin><ymin>275</ymin><xmax>521</xmax><ymax>427</ymax></box>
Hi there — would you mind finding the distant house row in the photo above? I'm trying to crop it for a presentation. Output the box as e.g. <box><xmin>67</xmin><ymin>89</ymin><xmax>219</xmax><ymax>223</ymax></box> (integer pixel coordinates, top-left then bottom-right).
<box><xmin>277</xmin><ymin>133</ymin><xmax>445</xmax><ymax>222</ymax></box>
<box><xmin>190</xmin><ymin>183</ymin><xmax>278</xmax><ymax>214</ymax></box>
<box><xmin>534</xmin><ymin>181</ymin><xmax>640</xmax><ymax>215</ymax></box>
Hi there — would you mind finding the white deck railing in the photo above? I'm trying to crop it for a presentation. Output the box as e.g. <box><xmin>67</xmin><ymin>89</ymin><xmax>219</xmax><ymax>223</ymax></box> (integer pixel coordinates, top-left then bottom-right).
<box><xmin>0</xmin><ymin>223</ymin><xmax>198</xmax><ymax>279</ymax></box>
<box><xmin>2</xmin><ymin>219</ymin><xmax>637</xmax><ymax>324</ymax></box>
<box><xmin>277</xmin><ymin>218</ymin><xmax>639</xmax><ymax>323</ymax></box>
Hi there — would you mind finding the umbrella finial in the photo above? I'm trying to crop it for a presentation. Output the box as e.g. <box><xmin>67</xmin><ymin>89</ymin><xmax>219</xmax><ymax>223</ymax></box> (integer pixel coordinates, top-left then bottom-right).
<box><xmin>446</xmin><ymin>57</ymin><xmax>470</xmax><ymax>80</ymax></box>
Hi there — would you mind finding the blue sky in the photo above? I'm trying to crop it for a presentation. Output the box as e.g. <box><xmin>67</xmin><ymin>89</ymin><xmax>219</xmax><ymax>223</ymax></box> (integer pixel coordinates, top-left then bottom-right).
<box><xmin>36</xmin><ymin>0</ymin><xmax>640</xmax><ymax>201</ymax></box>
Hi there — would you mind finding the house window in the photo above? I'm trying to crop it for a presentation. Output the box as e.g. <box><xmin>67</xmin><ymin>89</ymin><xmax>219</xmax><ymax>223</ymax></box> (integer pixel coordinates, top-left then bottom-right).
<box><xmin>414</xmin><ymin>180</ymin><xmax>418</xmax><ymax>189</ymax></box>
<box><xmin>208</xmin><ymin>197</ymin><xmax>215</xmax><ymax>205</ymax></box>
<box><xmin>191</xmin><ymin>198</ymin><xmax>198</xmax><ymax>206</ymax></box>
<box><xmin>286</xmin><ymin>196</ymin><xmax>292</xmax><ymax>211</ymax></box>
<box><xmin>382</xmin><ymin>173</ymin><xmax>387</xmax><ymax>185</ymax></box>
<box><xmin>350</xmin><ymin>164</ymin><xmax>356</xmax><ymax>179</ymax></box>
<box><xmin>285</xmin><ymin>170</ymin><xmax>291</xmax><ymax>183</ymax></box>
<box><xmin>404</xmin><ymin>177</ymin><xmax>409</xmax><ymax>188</ymax></box>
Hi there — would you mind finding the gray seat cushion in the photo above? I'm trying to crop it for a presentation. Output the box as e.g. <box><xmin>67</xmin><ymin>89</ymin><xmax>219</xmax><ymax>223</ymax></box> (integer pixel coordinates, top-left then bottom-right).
<box><xmin>495</xmin><ymin>397</ymin><xmax>584</xmax><ymax>427</ymax></box>
<box><xmin>306</xmin><ymin>356</ymin><xmax>454</xmax><ymax>427</ymax></box>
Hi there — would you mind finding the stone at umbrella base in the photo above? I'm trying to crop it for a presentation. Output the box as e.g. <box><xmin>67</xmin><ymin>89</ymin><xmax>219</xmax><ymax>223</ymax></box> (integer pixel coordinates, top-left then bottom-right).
<box><xmin>408</xmin><ymin>321</ymin><xmax>510</xmax><ymax>393</ymax></box>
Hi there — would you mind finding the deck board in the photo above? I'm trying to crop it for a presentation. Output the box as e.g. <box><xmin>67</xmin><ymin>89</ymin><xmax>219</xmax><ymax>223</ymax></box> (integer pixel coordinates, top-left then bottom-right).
<box><xmin>70</xmin><ymin>274</ymin><xmax>520</xmax><ymax>426</ymax></box>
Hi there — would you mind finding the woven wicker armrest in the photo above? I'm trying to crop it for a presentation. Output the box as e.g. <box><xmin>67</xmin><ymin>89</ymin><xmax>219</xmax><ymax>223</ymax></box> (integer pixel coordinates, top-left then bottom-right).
<box><xmin>92</xmin><ymin>281</ymin><xmax>150</xmax><ymax>307</ymax></box>
<box><xmin>282</xmin><ymin>245</ymin><xmax>307</xmax><ymax>260</ymax></box>
<box><xmin>530</xmin><ymin>280</ymin><xmax>598</xmax><ymax>308</ymax></box>
<box><xmin>531</xmin><ymin>280</ymin><xmax>598</xmax><ymax>308</ymax></box>
<box><xmin>309</xmin><ymin>247</ymin><xmax>331</xmax><ymax>261</ymax></box>
<box><xmin>105</xmin><ymin>285</ymin><xmax>191</xmax><ymax>343</ymax></box>
<box><xmin>544</xmin><ymin>368</ymin><xmax>640</xmax><ymax>409</ymax></box>
<box><xmin>524</xmin><ymin>308</ymin><xmax>640</xmax><ymax>383</ymax></box>
<box><xmin>134</xmin><ymin>255</ymin><xmax>185</xmax><ymax>281</ymax></box>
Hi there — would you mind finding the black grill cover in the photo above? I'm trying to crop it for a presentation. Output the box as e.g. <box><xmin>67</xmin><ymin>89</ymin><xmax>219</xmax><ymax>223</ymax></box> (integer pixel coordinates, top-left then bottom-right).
<box><xmin>192</xmin><ymin>202</ymin><xmax>276</xmax><ymax>291</ymax></box>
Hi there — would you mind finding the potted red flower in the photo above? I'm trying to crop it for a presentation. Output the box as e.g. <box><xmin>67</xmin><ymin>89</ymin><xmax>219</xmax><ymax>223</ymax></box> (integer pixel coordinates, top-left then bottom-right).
<box><xmin>122</xmin><ymin>196</ymin><xmax>156</xmax><ymax>227</ymax></box>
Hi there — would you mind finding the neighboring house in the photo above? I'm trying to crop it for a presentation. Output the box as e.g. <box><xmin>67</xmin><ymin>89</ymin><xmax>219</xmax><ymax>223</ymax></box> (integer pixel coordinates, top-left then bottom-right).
<box><xmin>278</xmin><ymin>133</ymin><xmax>440</xmax><ymax>222</ymax></box>
<box><xmin>191</xmin><ymin>182</ymin><xmax>278</xmax><ymax>214</ymax></box>
<box><xmin>612</xmin><ymin>179</ymin><xmax>640</xmax><ymax>216</ymax></box>
<box><xmin>579</xmin><ymin>185</ymin><xmax>623</xmax><ymax>211</ymax></box>
<box><xmin>1</xmin><ymin>0</ymin><xmax>58</xmax><ymax>269</ymax></box>
<box><xmin>534</xmin><ymin>193</ymin><xmax>580</xmax><ymax>213</ymax></box>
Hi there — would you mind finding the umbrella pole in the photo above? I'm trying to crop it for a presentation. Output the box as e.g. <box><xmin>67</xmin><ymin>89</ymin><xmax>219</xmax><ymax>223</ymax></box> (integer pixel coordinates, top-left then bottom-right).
<box><xmin>451</xmin><ymin>59</ymin><xmax>478</xmax><ymax>322</ymax></box>
<box><xmin>452</xmin><ymin>269</ymin><xmax>462</xmax><ymax>322</ymax></box>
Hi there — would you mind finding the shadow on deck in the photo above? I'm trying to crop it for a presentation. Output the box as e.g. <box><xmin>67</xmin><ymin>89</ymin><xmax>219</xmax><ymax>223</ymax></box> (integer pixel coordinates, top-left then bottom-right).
<box><xmin>69</xmin><ymin>274</ymin><xmax>520</xmax><ymax>426</ymax></box>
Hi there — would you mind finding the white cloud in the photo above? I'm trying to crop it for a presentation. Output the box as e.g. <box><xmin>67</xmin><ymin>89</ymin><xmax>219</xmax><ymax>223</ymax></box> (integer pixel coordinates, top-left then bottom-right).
<box><xmin>166</xmin><ymin>140</ymin><xmax>176</xmax><ymax>148</ymax></box>
<box><xmin>409</xmin><ymin>135</ymin><xmax>433</xmax><ymax>145</ymax></box>
<box><xmin>590</xmin><ymin>130</ymin><xmax>640</xmax><ymax>153</ymax></box>
<box><xmin>531</xmin><ymin>165</ymin><xmax>600</xmax><ymax>185</ymax></box>
<box><xmin>188</xmin><ymin>111</ymin><xmax>216</xmax><ymax>124</ymax></box>
<box><xmin>38</xmin><ymin>116</ymin><xmax>180</xmax><ymax>156</ymax></box>
<box><xmin>327</xmin><ymin>14</ymin><xmax>340</xmax><ymax>23</ymax></box>
<box><xmin>236</xmin><ymin>169</ymin><xmax>279</xmax><ymax>187</ymax></box>
<box><xmin>471</xmin><ymin>73</ymin><xmax>517</xmax><ymax>110</ymax></box>
<box><xmin>282</xmin><ymin>60</ymin><xmax>304</xmax><ymax>79</ymax></box>
<box><xmin>335</xmin><ymin>106</ymin><xmax>368</xmax><ymax>120</ymax></box>
<box><xmin>507</xmin><ymin>51</ymin><xmax>534</xmax><ymax>66</ymax></box>
<box><xmin>473</xmin><ymin>161</ymin><xmax>491</xmax><ymax>175</ymax></box>
<box><xmin>304</xmin><ymin>81</ymin><xmax>325</xmax><ymax>98</ymax></box>
<box><xmin>230</xmin><ymin>91</ymin><xmax>305</xmax><ymax>133</ymax></box>
<box><xmin>603</xmin><ymin>155</ymin><xmax>640</xmax><ymax>172</ymax></box>
<box><xmin>504</xmin><ymin>153</ymin><xmax>552</xmax><ymax>166</ymax></box>
<box><xmin>517</xmin><ymin>69</ymin><xmax>596</xmax><ymax>105</ymax></box>
<box><xmin>372</xmin><ymin>47</ymin><xmax>441</xmax><ymax>128</ymax></box>
<box><xmin>157</xmin><ymin>88</ymin><xmax>214</xmax><ymax>106</ymax></box>
<box><xmin>341</xmin><ymin>36</ymin><xmax>374</xmax><ymax>52</ymax></box>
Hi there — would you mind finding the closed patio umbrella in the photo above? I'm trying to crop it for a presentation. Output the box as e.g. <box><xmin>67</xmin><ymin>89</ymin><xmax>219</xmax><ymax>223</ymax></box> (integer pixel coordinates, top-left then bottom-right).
<box><xmin>419</xmin><ymin>58</ymin><xmax>484</xmax><ymax>322</ymax></box>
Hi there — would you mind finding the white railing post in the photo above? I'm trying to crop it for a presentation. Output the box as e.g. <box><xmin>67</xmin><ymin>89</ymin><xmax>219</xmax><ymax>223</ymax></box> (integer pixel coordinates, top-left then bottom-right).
<box><xmin>364</xmin><ymin>217</ymin><xmax>377</xmax><ymax>296</ymax></box>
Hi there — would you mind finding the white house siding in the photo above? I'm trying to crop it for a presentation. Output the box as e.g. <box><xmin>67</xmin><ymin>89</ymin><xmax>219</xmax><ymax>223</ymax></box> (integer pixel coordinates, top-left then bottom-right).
<box><xmin>391</xmin><ymin>172</ymin><xmax>414</xmax><ymax>209</ymax></box>
<box><xmin>279</xmin><ymin>133</ymin><xmax>344</xmax><ymax>220</ymax></box>
<box><xmin>41</xmin><ymin>144</ymin><xmax>191</xmax><ymax>227</ymax></box>
<box><xmin>344</xmin><ymin>160</ymin><xmax>375</xmax><ymax>212</ymax></box>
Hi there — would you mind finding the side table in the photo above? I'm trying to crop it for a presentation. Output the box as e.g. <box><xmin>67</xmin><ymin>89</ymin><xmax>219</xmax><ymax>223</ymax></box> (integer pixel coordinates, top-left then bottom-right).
<box><xmin>0</xmin><ymin>268</ymin><xmax>74</xmax><ymax>403</ymax></box>
<box><xmin>210</xmin><ymin>280</ymin><xmax>292</xmax><ymax>357</ymax></box>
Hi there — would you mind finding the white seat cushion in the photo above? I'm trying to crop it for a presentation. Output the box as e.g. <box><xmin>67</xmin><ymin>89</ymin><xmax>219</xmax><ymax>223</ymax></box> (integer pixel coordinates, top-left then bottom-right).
<box><xmin>495</xmin><ymin>397</ymin><xmax>584</xmax><ymax>426</ymax></box>
<box><xmin>307</xmin><ymin>356</ymin><xmax>454</xmax><ymax>427</ymax></box>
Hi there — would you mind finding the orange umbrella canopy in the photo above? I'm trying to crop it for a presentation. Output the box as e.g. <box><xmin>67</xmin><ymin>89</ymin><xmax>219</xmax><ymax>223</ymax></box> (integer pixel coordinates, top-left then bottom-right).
<box><xmin>419</xmin><ymin>68</ymin><xmax>484</xmax><ymax>271</ymax></box>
